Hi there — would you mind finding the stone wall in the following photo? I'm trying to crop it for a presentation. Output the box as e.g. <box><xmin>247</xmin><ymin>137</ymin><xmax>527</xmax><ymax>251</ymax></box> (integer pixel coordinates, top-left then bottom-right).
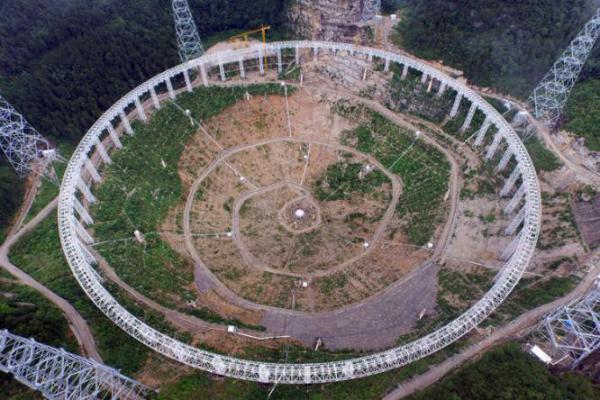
<box><xmin>288</xmin><ymin>0</ymin><xmax>381</xmax><ymax>42</ymax></box>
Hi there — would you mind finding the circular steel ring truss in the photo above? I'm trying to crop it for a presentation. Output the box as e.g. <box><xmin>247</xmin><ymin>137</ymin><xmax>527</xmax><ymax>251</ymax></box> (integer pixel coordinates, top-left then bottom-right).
<box><xmin>58</xmin><ymin>41</ymin><xmax>541</xmax><ymax>384</ymax></box>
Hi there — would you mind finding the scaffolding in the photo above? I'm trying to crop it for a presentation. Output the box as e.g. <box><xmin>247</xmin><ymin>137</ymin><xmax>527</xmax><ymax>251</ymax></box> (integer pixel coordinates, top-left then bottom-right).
<box><xmin>172</xmin><ymin>0</ymin><xmax>204</xmax><ymax>62</ymax></box>
<box><xmin>529</xmin><ymin>8</ymin><xmax>600</xmax><ymax>127</ymax></box>
<box><xmin>0</xmin><ymin>329</ymin><xmax>151</xmax><ymax>399</ymax></box>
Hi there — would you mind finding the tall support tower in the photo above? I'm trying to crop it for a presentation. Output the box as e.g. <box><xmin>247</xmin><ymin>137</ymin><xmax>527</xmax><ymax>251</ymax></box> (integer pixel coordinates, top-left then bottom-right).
<box><xmin>0</xmin><ymin>94</ymin><xmax>58</xmax><ymax>181</ymax></box>
<box><xmin>538</xmin><ymin>288</ymin><xmax>600</xmax><ymax>367</ymax></box>
<box><xmin>172</xmin><ymin>0</ymin><xmax>204</xmax><ymax>62</ymax></box>
<box><xmin>528</xmin><ymin>8</ymin><xmax>600</xmax><ymax>127</ymax></box>
<box><xmin>0</xmin><ymin>329</ymin><xmax>151</xmax><ymax>399</ymax></box>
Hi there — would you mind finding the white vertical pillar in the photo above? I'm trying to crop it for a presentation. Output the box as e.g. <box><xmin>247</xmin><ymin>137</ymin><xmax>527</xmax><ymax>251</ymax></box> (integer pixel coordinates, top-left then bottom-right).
<box><xmin>200</xmin><ymin>64</ymin><xmax>208</xmax><ymax>87</ymax></box>
<box><xmin>501</xmin><ymin>231</ymin><xmax>521</xmax><ymax>261</ymax></box>
<box><xmin>449</xmin><ymin>92</ymin><xmax>463</xmax><ymax>118</ymax></box>
<box><xmin>258</xmin><ymin>50</ymin><xmax>265</xmax><ymax>75</ymax></box>
<box><xmin>460</xmin><ymin>103</ymin><xmax>477</xmax><ymax>132</ymax></box>
<box><xmin>150</xmin><ymin>87</ymin><xmax>161</xmax><ymax>110</ymax></box>
<box><xmin>77</xmin><ymin>239</ymin><xmax>97</xmax><ymax>265</ymax></box>
<box><xmin>119</xmin><ymin>111</ymin><xmax>133</xmax><ymax>135</ymax></box>
<box><xmin>134</xmin><ymin>98</ymin><xmax>147</xmax><ymax>123</ymax></box>
<box><xmin>437</xmin><ymin>82</ymin><xmax>447</xmax><ymax>97</ymax></box>
<box><xmin>496</xmin><ymin>148</ymin><xmax>513</xmax><ymax>172</ymax></box>
<box><xmin>219</xmin><ymin>62</ymin><xmax>226</xmax><ymax>81</ymax></box>
<box><xmin>277</xmin><ymin>48</ymin><xmax>283</xmax><ymax>73</ymax></box>
<box><xmin>95</xmin><ymin>139</ymin><xmax>111</xmax><ymax>165</ymax></box>
<box><xmin>505</xmin><ymin>206</ymin><xmax>526</xmax><ymax>236</ymax></box>
<box><xmin>427</xmin><ymin>79</ymin><xmax>433</xmax><ymax>93</ymax></box>
<box><xmin>84</xmin><ymin>156</ymin><xmax>101</xmax><ymax>183</ymax></box>
<box><xmin>485</xmin><ymin>131</ymin><xmax>503</xmax><ymax>160</ymax></box>
<box><xmin>73</xmin><ymin>197</ymin><xmax>93</xmax><ymax>225</ymax></box>
<box><xmin>77</xmin><ymin>177</ymin><xmax>96</xmax><ymax>204</ymax></box>
<box><xmin>474</xmin><ymin>118</ymin><xmax>491</xmax><ymax>147</ymax></box>
<box><xmin>504</xmin><ymin>185</ymin><xmax>525</xmax><ymax>214</ymax></box>
<box><xmin>239</xmin><ymin>59</ymin><xmax>246</xmax><ymax>79</ymax></box>
<box><xmin>107</xmin><ymin>124</ymin><xmax>122</xmax><ymax>149</ymax></box>
<box><xmin>367</xmin><ymin>53</ymin><xmax>373</xmax><ymax>63</ymax></box>
<box><xmin>166</xmin><ymin>77</ymin><xmax>176</xmax><ymax>100</ymax></box>
<box><xmin>421</xmin><ymin>73</ymin><xmax>428</xmax><ymax>84</ymax></box>
<box><xmin>183</xmin><ymin>69</ymin><xmax>193</xmax><ymax>92</ymax></box>
<box><xmin>362</xmin><ymin>68</ymin><xmax>368</xmax><ymax>81</ymax></box>
<box><xmin>384</xmin><ymin>58</ymin><xmax>390</xmax><ymax>72</ymax></box>
<box><xmin>312</xmin><ymin>47</ymin><xmax>318</xmax><ymax>62</ymax></box>
<box><xmin>500</xmin><ymin>167</ymin><xmax>521</xmax><ymax>197</ymax></box>
<box><xmin>401</xmin><ymin>64</ymin><xmax>409</xmax><ymax>79</ymax></box>
<box><xmin>295</xmin><ymin>46</ymin><xmax>300</xmax><ymax>64</ymax></box>
<box><xmin>73</xmin><ymin>216</ymin><xmax>94</xmax><ymax>244</ymax></box>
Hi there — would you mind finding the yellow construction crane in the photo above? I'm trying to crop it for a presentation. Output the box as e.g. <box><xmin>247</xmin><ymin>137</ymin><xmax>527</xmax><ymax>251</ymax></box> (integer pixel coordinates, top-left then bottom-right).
<box><xmin>228</xmin><ymin>25</ymin><xmax>271</xmax><ymax>48</ymax></box>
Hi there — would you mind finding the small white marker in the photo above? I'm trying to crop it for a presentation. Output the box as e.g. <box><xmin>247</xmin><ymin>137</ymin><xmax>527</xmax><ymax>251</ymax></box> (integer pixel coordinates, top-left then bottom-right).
<box><xmin>226</xmin><ymin>231</ymin><xmax>232</xmax><ymax>237</ymax></box>
<box><xmin>363</xmin><ymin>241</ymin><xmax>370</xmax><ymax>248</ymax></box>
<box><xmin>427</xmin><ymin>242</ymin><xmax>434</xmax><ymax>249</ymax></box>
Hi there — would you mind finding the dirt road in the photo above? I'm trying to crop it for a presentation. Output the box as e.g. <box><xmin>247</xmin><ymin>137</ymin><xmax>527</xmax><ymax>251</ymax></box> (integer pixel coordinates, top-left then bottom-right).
<box><xmin>0</xmin><ymin>198</ymin><xmax>102</xmax><ymax>362</ymax></box>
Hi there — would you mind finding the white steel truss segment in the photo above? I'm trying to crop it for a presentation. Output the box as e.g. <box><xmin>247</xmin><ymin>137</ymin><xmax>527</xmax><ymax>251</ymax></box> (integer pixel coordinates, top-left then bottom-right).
<box><xmin>0</xmin><ymin>94</ymin><xmax>54</xmax><ymax>178</ymax></box>
<box><xmin>172</xmin><ymin>0</ymin><xmax>204</xmax><ymax>62</ymax></box>
<box><xmin>57</xmin><ymin>41</ymin><xmax>541</xmax><ymax>384</ymax></box>
<box><xmin>540</xmin><ymin>289</ymin><xmax>600</xmax><ymax>367</ymax></box>
<box><xmin>0</xmin><ymin>330</ymin><xmax>151</xmax><ymax>399</ymax></box>
<box><xmin>529</xmin><ymin>8</ymin><xmax>600</xmax><ymax>127</ymax></box>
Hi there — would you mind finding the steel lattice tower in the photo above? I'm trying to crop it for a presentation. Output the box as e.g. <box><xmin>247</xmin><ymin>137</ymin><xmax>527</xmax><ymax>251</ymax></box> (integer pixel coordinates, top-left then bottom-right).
<box><xmin>0</xmin><ymin>94</ymin><xmax>57</xmax><ymax>179</ymax></box>
<box><xmin>529</xmin><ymin>7</ymin><xmax>600</xmax><ymax>127</ymax></box>
<box><xmin>172</xmin><ymin>0</ymin><xmax>204</xmax><ymax>62</ymax></box>
<box><xmin>539</xmin><ymin>288</ymin><xmax>600</xmax><ymax>367</ymax></box>
<box><xmin>0</xmin><ymin>330</ymin><xmax>151</xmax><ymax>399</ymax></box>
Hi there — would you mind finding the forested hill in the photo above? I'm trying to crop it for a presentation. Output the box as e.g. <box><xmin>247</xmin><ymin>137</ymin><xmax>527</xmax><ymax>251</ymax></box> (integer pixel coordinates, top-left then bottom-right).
<box><xmin>0</xmin><ymin>0</ymin><xmax>289</xmax><ymax>233</ymax></box>
<box><xmin>397</xmin><ymin>0</ymin><xmax>600</xmax><ymax>98</ymax></box>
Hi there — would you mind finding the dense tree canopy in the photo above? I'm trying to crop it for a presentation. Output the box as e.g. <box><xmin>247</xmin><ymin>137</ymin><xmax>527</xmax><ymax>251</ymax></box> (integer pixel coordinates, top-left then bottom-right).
<box><xmin>0</xmin><ymin>0</ymin><xmax>290</xmax><ymax>231</ymax></box>
<box><xmin>398</xmin><ymin>0</ymin><xmax>600</xmax><ymax>97</ymax></box>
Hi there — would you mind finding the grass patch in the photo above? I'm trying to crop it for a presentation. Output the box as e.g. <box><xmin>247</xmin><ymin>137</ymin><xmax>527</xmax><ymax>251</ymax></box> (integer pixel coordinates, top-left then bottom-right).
<box><xmin>9</xmin><ymin>216</ymin><xmax>149</xmax><ymax>375</ymax></box>
<box><xmin>564</xmin><ymin>79</ymin><xmax>600</xmax><ymax>151</ymax></box>
<box><xmin>314</xmin><ymin>161</ymin><xmax>389</xmax><ymax>201</ymax></box>
<box><xmin>336</xmin><ymin>101</ymin><xmax>450</xmax><ymax>245</ymax></box>
<box><xmin>523</xmin><ymin>137</ymin><xmax>562</xmax><ymax>172</ymax></box>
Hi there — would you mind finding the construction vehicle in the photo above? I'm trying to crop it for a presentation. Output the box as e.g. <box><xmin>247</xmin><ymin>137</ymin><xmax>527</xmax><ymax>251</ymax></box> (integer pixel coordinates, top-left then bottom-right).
<box><xmin>229</xmin><ymin>25</ymin><xmax>271</xmax><ymax>49</ymax></box>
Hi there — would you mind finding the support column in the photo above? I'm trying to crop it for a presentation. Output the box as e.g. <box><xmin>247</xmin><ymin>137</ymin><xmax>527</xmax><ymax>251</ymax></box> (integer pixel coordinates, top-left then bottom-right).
<box><xmin>107</xmin><ymin>124</ymin><xmax>122</xmax><ymax>149</ymax></box>
<box><xmin>150</xmin><ymin>87</ymin><xmax>161</xmax><ymax>110</ymax></box>
<box><xmin>504</xmin><ymin>185</ymin><xmax>525</xmax><ymax>214</ymax></box>
<box><xmin>219</xmin><ymin>62</ymin><xmax>226</xmax><ymax>81</ymax></box>
<box><xmin>77</xmin><ymin>240</ymin><xmax>97</xmax><ymax>265</ymax></box>
<box><xmin>362</xmin><ymin>68</ymin><xmax>368</xmax><ymax>81</ymax></box>
<box><xmin>95</xmin><ymin>139</ymin><xmax>111</xmax><ymax>165</ymax></box>
<box><xmin>83</xmin><ymin>156</ymin><xmax>101</xmax><ymax>183</ymax></box>
<box><xmin>134</xmin><ymin>98</ymin><xmax>147</xmax><ymax>123</ymax></box>
<box><xmin>239</xmin><ymin>59</ymin><xmax>246</xmax><ymax>79</ymax></box>
<box><xmin>496</xmin><ymin>148</ymin><xmax>513</xmax><ymax>172</ymax></box>
<box><xmin>200</xmin><ymin>64</ymin><xmax>208</xmax><ymax>87</ymax></box>
<box><xmin>295</xmin><ymin>47</ymin><xmax>300</xmax><ymax>65</ymax></box>
<box><xmin>73</xmin><ymin>197</ymin><xmax>93</xmax><ymax>225</ymax></box>
<box><xmin>401</xmin><ymin>64</ymin><xmax>409</xmax><ymax>80</ymax></box>
<box><xmin>312</xmin><ymin>47</ymin><xmax>318</xmax><ymax>62</ymax></box>
<box><xmin>421</xmin><ymin>73</ymin><xmax>428</xmax><ymax>84</ymax></box>
<box><xmin>474</xmin><ymin>118</ymin><xmax>491</xmax><ymax>147</ymax></box>
<box><xmin>183</xmin><ymin>70</ymin><xmax>192</xmax><ymax>92</ymax></box>
<box><xmin>384</xmin><ymin>58</ymin><xmax>390</xmax><ymax>72</ymax></box>
<box><xmin>258</xmin><ymin>51</ymin><xmax>265</xmax><ymax>75</ymax></box>
<box><xmin>277</xmin><ymin>48</ymin><xmax>283</xmax><ymax>73</ymax></box>
<box><xmin>437</xmin><ymin>81</ymin><xmax>447</xmax><ymax>97</ymax></box>
<box><xmin>501</xmin><ymin>232</ymin><xmax>521</xmax><ymax>261</ymax></box>
<box><xmin>77</xmin><ymin>177</ymin><xmax>96</xmax><ymax>204</ymax></box>
<box><xmin>505</xmin><ymin>206</ymin><xmax>526</xmax><ymax>236</ymax></box>
<box><xmin>500</xmin><ymin>167</ymin><xmax>521</xmax><ymax>197</ymax></box>
<box><xmin>485</xmin><ymin>131</ymin><xmax>503</xmax><ymax>160</ymax></box>
<box><xmin>367</xmin><ymin>53</ymin><xmax>373</xmax><ymax>63</ymax></box>
<box><xmin>449</xmin><ymin>92</ymin><xmax>463</xmax><ymax>118</ymax></box>
<box><xmin>427</xmin><ymin>79</ymin><xmax>433</xmax><ymax>93</ymax></box>
<box><xmin>460</xmin><ymin>103</ymin><xmax>477</xmax><ymax>132</ymax></box>
<box><xmin>166</xmin><ymin>77</ymin><xmax>176</xmax><ymax>100</ymax></box>
<box><xmin>73</xmin><ymin>216</ymin><xmax>94</xmax><ymax>244</ymax></box>
<box><xmin>119</xmin><ymin>111</ymin><xmax>133</xmax><ymax>135</ymax></box>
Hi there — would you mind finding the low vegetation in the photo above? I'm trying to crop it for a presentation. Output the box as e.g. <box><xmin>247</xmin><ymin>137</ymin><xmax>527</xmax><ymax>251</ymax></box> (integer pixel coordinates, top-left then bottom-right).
<box><xmin>336</xmin><ymin>101</ymin><xmax>451</xmax><ymax>245</ymax></box>
<box><xmin>91</xmin><ymin>84</ymin><xmax>288</xmax><ymax>307</ymax></box>
<box><xmin>406</xmin><ymin>342</ymin><xmax>600</xmax><ymax>400</ymax></box>
<box><xmin>523</xmin><ymin>137</ymin><xmax>562</xmax><ymax>172</ymax></box>
<box><xmin>564</xmin><ymin>79</ymin><xmax>600</xmax><ymax>151</ymax></box>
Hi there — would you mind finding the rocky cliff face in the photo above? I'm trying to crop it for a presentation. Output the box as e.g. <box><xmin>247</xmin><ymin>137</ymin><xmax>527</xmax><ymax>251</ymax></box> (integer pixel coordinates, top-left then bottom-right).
<box><xmin>288</xmin><ymin>0</ymin><xmax>381</xmax><ymax>42</ymax></box>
